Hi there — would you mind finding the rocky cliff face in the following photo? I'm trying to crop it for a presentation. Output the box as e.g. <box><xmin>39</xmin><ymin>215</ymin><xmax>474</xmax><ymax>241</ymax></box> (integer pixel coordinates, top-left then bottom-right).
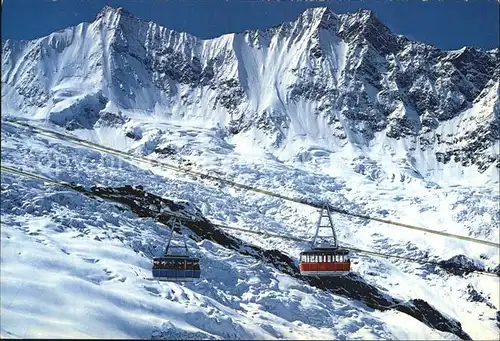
<box><xmin>2</xmin><ymin>6</ymin><xmax>498</xmax><ymax>175</ymax></box>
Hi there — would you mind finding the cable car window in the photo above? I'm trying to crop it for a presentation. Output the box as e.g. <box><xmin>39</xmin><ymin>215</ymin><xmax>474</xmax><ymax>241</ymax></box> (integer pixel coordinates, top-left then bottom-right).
<box><xmin>328</xmin><ymin>255</ymin><xmax>332</xmax><ymax>262</ymax></box>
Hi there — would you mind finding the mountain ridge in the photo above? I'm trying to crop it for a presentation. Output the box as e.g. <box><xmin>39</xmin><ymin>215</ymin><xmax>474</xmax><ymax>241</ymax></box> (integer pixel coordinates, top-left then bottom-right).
<box><xmin>1</xmin><ymin>5</ymin><xmax>498</xmax><ymax>182</ymax></box>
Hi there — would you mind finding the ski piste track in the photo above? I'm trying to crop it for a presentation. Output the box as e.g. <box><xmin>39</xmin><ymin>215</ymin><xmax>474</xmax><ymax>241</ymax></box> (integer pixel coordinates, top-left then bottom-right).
<box><xmin>1</xmin><ymin>162</ymin><xmax>498</xmax><ymax>279</ymax></box>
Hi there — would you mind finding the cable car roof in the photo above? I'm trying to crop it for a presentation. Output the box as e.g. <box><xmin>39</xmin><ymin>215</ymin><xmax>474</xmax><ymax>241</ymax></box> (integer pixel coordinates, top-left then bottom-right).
<box><xmin>300</xmin><ymin>248</ymin><xmax>350</xmax><ymax>255</ymax></box>
<box><xmin>153</xmin><ymin>256</ymin><xmax>200</xmax><ymax>261</ymax></box>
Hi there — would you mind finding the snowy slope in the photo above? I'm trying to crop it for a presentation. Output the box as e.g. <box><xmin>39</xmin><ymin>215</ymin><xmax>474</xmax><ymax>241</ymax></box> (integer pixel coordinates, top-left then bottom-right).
<box><xmin>1</xmin><ymin>4</ymin><xmax>499</xmax><ymax>340</ymax></box>
<box><xmin>0</xmin><ymin>132</ymin><xmax>449</xmax><ymax>339</ymax></box>
<box><xmin>1</xmin><ymin>118</ymin><xmax>499</xmax><ymax>339</ymax></box>
<box><xmin>2</xmin><ymin>6</ymin><xmax>499</xmax><ymax>181</ymax></box>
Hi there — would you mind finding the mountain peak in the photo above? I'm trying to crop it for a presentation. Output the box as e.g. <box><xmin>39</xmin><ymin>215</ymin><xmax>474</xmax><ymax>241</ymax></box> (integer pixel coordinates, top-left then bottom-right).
<box><xmin>301</xmin><ymin>6</ymin><xmax>330</xmax><ymax>17</ymax></box>
<box><xmin>95</xmin><ymin>5</ymin><xmax>117</xmax><ymax>20</ymax></box>
<box><xmin>94</xmin><ymin>5</ymin><xmax>138</xmax><ymax>25</ymax></box>
<box><xmin>299</xmin><ymin>6</ymin><xmax>339</xmax><ymax>31</ymax></box>
<box><xmin>354</xmin><ymin>8</ymin><xmax>388</xmax><ymax>32</ymax></box>
<box><xmin>357</xmin><ymin>8</ymin><xmax>376</xmax><ymax>20</ymax></box>
<box><xmin>338</xmin><ymin>8</ymin><xmax>399</xmax><ymax>54</ymax></box>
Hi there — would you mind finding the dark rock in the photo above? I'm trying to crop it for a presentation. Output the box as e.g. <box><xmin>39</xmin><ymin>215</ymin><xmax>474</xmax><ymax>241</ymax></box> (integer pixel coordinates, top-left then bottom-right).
<box><xmin>154</xmin><ymin>145</ymin><xmax>177</xmax><ymax>156</ymax></box>
<box><xmin>466</xmin><ymin>284</ymin><xmax>496</xmax><ymax>309</ymax></box>
<box><xmin>490</xmin><ymin>264</ymin><xmax>500</xmax><ymax>276</ymax></box>
<box><xmin>395</xmin><ymin>299</ymin><xmax>470</xmax><ymax>340</ymax></box>
<box><xmin>438</xmin><ymin>254</ymin><xmax>485</xmax><ymax>276</ymax></box>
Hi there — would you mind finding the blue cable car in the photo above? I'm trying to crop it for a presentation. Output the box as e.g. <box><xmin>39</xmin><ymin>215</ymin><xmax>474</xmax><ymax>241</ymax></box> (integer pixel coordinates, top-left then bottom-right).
<box><xmin>152</xmin><ymin>217</ymin><xmax>201</xmax><ymax>282</ymax></box>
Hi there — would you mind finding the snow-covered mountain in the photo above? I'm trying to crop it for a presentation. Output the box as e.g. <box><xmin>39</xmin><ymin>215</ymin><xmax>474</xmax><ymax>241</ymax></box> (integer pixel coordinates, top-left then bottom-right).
<box><xmin>2</xmin><ymin>6</ymin><xmax>499</xmax><ymax>183</ymax></box>
<box><xmin>1</xmin><ymin>5</ymin><xmax>499</xmax><ymax>340</ymax></box>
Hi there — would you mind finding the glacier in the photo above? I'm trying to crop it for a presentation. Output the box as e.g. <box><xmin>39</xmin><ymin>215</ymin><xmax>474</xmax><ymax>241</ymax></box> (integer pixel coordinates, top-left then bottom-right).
<box><xmin>1</xmin><ymin>5</ymin><xmax>499</xmax><ymax>340</ymax></box>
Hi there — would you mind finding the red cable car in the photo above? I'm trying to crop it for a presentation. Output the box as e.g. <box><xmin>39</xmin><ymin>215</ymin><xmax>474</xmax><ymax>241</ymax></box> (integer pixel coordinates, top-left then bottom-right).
<box><xmin>299</xmin><ymin>204</ymin><xmax>351</xmax><ymax>277</ymax></box>
<box><xmin>299</xmin><ymin>248</ymin><xmax>351</xmax><ymax>276</ymax></box>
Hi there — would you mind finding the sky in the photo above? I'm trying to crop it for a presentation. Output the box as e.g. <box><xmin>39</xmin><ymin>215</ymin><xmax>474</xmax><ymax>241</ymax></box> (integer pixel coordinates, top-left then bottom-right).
<box><xmin>1</xmin><ymin>0</ymin><xmax>499</xmax><ymax>51</ymax></box>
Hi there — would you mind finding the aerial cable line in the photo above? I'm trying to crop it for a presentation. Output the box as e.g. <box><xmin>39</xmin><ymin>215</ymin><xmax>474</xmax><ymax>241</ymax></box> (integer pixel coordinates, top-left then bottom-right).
<box><xmin>211</xmin><ymin>223</ymin><xmax>499</xmax><ymax>278</ymax></box>
<box><xmin>4</xmin><ymin>119</ymin><xmax>500</xmax><ymax>249</ymax></box>
<box><xmin>1</xmin><ymin>165</ymin><xmax>62</xmax><ymax>186</ymax></box>
<box><xmin>1</xmin><ymin>165</ymin><xmax>498</xmax><ymax>278</ymax></box>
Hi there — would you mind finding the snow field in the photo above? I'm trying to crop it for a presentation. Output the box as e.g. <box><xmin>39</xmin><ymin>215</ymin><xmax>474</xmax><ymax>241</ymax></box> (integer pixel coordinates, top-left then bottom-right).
<box><xmin>2</xmin><ymin>120</ymin><xmax>499</xmax><ymax>339</ymax></box>
<box><xmin>2</xmin><ymin>172</ymin><xmax>459</xmax><ymax>339</ymax></box>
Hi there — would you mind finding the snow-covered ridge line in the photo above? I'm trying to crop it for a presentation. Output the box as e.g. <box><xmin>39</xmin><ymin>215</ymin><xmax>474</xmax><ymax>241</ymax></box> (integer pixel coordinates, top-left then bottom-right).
<box><xmin>1</xmin><ymin>5</ymin><xmax>498</xmax><ymax>182</ymax></box>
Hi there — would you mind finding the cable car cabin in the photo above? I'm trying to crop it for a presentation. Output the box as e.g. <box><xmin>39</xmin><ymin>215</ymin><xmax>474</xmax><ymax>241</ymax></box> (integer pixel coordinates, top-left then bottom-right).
<box><xmin>299</xmin><ymin>248</ymin><xmax>351</xmax><ymax>276</ymax></box>
<box><xmin>152</xmin><ymin>256</ymin><xmax>201</xmax><ymax>282</ymax></box>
